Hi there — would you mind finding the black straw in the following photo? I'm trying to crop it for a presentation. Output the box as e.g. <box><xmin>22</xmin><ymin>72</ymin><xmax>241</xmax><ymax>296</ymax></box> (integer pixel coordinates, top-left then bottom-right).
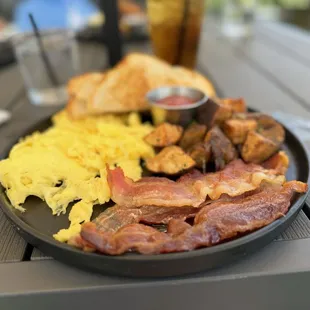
<box><xmin>28</xmin><ymin>13</ymin><xmax>59</xmax><ymax>86</ymax></box>
<box><xmin>175</xmin><ymin>0</ymin><xmax>190</xmax><ymax>66</ymax></box>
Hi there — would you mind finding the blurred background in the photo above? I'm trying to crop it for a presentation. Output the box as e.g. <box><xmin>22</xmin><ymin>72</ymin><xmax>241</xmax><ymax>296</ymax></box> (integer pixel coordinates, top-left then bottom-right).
<box><xmin>1</xmin><ymin>0</ymin><xmax>309</xmax><ymax>33</ymax></box>
<box><xmin>0</xmin><ymin>0</ymin><xmax>309</xmax><ymax>69</ymax></box>
<box><xmin>209</xmin><ymin>0</ymin><xmax>310</xmax><ymax>29</ymax></box>
<box><xmin>0</xmin><ymin>0</ymin><xmax>309</xmax><ymax>38</ymax></box>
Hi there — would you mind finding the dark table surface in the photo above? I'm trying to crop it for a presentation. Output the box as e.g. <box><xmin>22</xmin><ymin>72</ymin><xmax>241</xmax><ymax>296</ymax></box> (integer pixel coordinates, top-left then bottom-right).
<box><xmin>1</xmin><ymin>18</ymin><xmax>310</xmax><ymax>309</ymax></box>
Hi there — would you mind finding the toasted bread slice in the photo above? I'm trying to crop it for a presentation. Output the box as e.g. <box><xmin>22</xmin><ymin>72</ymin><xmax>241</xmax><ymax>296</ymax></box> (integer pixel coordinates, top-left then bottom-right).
<box><xmin>171</xmin><ymin>67</ymin><xmax>216</xmax><ymax>96</ymax></box>
<box><xmin>89</xmin><ymin>54</ymin><xmax>176</xmax><ymax>114</ymax></box>
<box><xmin>67</xmin><ymin>73</ymin><xmax>103</xmax><ymax>97</ymax></box>
<box><xmin>67</xmin><ymin>73</ymin><xmax>104</xmax><ymax>119</ymax></box>
<box><xmin>66</xmin><ymin>53</ymin><xmax>216</xmax><ymax>118</ymax></box>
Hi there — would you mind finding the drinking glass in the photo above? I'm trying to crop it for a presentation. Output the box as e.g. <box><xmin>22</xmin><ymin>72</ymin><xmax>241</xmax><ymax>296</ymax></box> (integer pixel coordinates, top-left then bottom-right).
<box><xmin>147</xmin><ymin>0</ymin><xmax>205</xmax><ymax>69</ymax></box>
<box><xmin>12</xmin><ymin>29</ymin><xmax>79</xmax><ymax>106</ymax></box>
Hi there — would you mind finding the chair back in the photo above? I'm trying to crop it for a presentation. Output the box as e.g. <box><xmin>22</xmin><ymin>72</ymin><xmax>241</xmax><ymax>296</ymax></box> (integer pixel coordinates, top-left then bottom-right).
<box><xmin>98</xmin><ymin>0</ymin><xmax>123</xmax><ymax>67</ymax></box>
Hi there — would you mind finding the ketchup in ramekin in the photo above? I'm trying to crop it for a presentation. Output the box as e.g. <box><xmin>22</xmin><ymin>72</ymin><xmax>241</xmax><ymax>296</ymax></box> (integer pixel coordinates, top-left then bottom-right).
<box><xmin>156</xmin><ymin>95</ymin><xmax>196</xmax><ymax>106</ymax></box>
<box><xmin>146</xmin><ymin>86</ymin><xmax>208</xmax><ymax>126</ymax></box>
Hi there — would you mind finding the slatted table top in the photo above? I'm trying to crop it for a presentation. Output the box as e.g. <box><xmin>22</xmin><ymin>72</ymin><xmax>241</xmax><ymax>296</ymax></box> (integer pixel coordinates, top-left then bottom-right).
<box><xmin>1</xmin><ymin>19</ymin><xmax>310</xmax><ymax>310</ymax></box>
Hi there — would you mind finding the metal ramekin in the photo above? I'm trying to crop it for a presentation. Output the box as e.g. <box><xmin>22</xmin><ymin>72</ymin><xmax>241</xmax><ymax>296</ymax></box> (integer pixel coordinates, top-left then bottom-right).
<box><xmin>146</xmin><ymin>86</ymin><xmax>208</xmax><ymax>126</ymax></box>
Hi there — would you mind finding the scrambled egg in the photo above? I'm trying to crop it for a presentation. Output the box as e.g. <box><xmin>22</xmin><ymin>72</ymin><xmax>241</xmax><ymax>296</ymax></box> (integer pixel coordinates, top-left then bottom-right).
<box><xmin>0</xmin><ymin>110</ymin><xmax>154</xmax><ymax>242</ymax></box>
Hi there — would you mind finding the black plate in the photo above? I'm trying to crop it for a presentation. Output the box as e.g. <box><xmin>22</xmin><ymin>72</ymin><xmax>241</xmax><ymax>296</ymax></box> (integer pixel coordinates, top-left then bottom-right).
<box><xmin>0</xmin><ymin>116</ymin><xmax>309</xmax><ymax>278</ymax></box>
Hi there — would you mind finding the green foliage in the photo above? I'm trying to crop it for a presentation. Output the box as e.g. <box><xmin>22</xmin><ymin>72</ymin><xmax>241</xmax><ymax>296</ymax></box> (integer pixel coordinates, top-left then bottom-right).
<box><xmin>277</xmin><ymin>0</ymin><xmax>309</xmax><ymax>9</ymax></box>
<box><xmin>207</xmin><ymin>0</ymin><xmax>310</xmax><ymax>9</ymax></box>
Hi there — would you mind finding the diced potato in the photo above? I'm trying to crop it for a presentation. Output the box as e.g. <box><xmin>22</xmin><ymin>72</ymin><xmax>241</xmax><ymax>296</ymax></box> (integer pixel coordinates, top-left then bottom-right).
<box><xmin>205</xmin><ymin>126</ymin><xmax>238</xmax><ymax>170</ymax></box>
<box><xmin>179</xmin><ymin>123</ymin><xmax>207</xmax><ymax>150</ymax></box>
<box><xmin>221</xmin><ymin>97</ymin><xmax>247</xmax><ymax>113</ymax></box>
<box><xmin>233</xmin><ymin>113</ymin><xmax>285</xmax><ymax>145</ymax></box>
<box><xmin>232</xmin><ymin>112</ymin><xmax>285</xmax><ymax>147</ymax></box>
<box><xmin>232</xmin><ymin>113</ymin><xmax>285</xmax><ymax>164</ymax></box>
<box><xmin>261</xmin><ymin>151</ymin><xmax>289</xmax><ymax>175</ymax></box>
<box><xmin>258</xmin><ymin>120</ymin><xmax>285</xmax><ymax>145</ymax></box>
<box><xmin>256</xmin><ymin>114</ymin><xmax>278</xmax><ymax>127</ymax></box>
<box><xmin>196</xmin><ymin>98</ymin><xmax>232</xmax><ymax>128</ymax></box>
<box><xmin>146</xmin><ymin>146</ymin><xmax>196</xmax><ymax>175</ymax></box>
<box><xmin>223</xmin><ymin>119</ymin><xmax>258</xmax><ymax>145</ymax></box>
<box><xmin>144</xmin><ymin>123</ymin><xmax>183</xmax><ymax>147</ymax></box>
<box><xmin>188</xmin><ymin>142</ymin><xmax>211</xmax><ymax>169</ymax></box>
<box><xmin>232</xmin><ymin>112</ymin><xmax>250</xmax><ymax>120</ymax></box>
<box><xmin>241</xmin><ymin>131</ymin><xmax>279</xmax><ymax>164</ymax></box>
<box><xmin>233</xmin><ymin>112</ymin><xmax>267</xmax><ymax>121</ymax></box>
<box><xmin>197</xmin><ymin>97</ymin><xmax>247</xmax><ymax>128</ymax></box>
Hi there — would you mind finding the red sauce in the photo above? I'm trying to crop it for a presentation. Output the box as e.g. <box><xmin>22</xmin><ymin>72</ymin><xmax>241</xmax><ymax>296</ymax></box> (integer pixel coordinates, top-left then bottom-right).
<box><xmin>157</xmin><ymin>95</ymin><xmax>196</xmax><ymax>106</ymax></box>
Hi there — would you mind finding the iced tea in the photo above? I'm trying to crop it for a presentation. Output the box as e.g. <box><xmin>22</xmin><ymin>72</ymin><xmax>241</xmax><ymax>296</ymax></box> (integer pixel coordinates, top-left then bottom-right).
<box><xmin>147</xmin><ymin>0</ymin><xmax>205</xmax><ymax>69</ymax></box>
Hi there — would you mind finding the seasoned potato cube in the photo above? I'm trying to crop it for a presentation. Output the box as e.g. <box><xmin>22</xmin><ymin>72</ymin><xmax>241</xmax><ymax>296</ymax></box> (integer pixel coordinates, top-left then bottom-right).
<box><xmin>258</xmin><ymin>121</ymin><xmax>285</xmax><ymax>145</ymax></box>
<box><xmin>256</xmin><ymin>114</ymin><xmax>278</xmax><ymax>127</ymax></box>
<box><xmin>233</xmin><ymin>112</ymin><xmax>268</xmax><ymax>121</ymax></box>
<box><xmin>197</xmin><ymin>98</ymin><xmax>232</xmax><ymax>128</ymax></box>
<box><xmin>205</xmin><ymin>126</ymin><xmax>238</xmax><ymax>170</ymax></box>
<box><xmin>144</xmin><ymin>123</ymin><xmax>183</xmax><ymax>147</ymax></box>
<box><xmin>197</xmin><ymin>97</ymin><xmax>246</xmax><ymax>128</ymax></box>
<box><xmin>241</xmin><ymin>131</ymin><xmax>279</xmax><ymax>164</ymax></box>
<box><xmin>222</xmin><ymin>98</ymin><xmax>247</xmax><ymax>113</ymax></box>
<box><xmin>146</xmin><ymin>146</ymin><xmax>196</xmax><ymax>175</ymax></box>
<box><xmin>232</xmin><ymin>112</ymin><xmax>285</xmax><ymax>146</ymax></box>
<box><xmin>261</xmin><ymin>151</ymin><xmax>289</xmax><ymax>175</ymax></box>
<box><xmin>179</xmin><ymin>123</ymin><xmax>207</xmax><ymax>150</ymax></box>
<box><xmin>223</xmin><ymin>119</ymin><xmax>258</xmax><ymax>144</ymax></box>
<box><xmin>188</xmin><ymin>142</ymin><xmax>211</xmax><ymax>169</ymax></box>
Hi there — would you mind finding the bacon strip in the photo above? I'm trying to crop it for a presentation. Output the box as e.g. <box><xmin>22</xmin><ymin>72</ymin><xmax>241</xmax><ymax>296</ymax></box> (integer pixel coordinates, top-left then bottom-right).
<box><xmin>68</xmin><ymin>205</ymin><xmax>199</xmax><ymax>250</ymax></box>
<box><xmin>261</xmin><ymin>151</ymin><xmax>289</xmax><ymax>175</ymax></box>
<box><xmin>107</xmin><ymin>166</ymin><xmax>201</xmax><ymax>208</ymax></box>
<box><xmin>76</xmin><ymin>181</ymin><xmax>307</xmax><ymax>255</ymax></box>
<box><xmin>107</xmin><ymin>159</ymin><xmax>285</xmax><ymax>208</ymax></box>
<box><xmin>93</xmin><ymin>204</ymin><xmax>198</xmax><ymax>232</ymax></box>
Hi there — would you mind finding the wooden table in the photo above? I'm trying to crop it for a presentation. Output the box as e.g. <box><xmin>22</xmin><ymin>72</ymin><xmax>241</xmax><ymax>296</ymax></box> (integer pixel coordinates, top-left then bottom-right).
<box><xmin>1</xmin><ymin>19</ymin><xmax>310</xmax><ymax>309</ymax></box>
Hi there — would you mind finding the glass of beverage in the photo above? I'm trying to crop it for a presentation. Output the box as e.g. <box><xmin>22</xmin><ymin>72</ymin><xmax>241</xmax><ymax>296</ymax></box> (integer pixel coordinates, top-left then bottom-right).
<box><xmin>12</xmin><ymin>29</ymin><xmax>79</xmax><ymax>106</ymax></box>
<box><xmin>147</xmin><ymin>0</ymin><xmax>205</xmax><ymax>69</ymax></box>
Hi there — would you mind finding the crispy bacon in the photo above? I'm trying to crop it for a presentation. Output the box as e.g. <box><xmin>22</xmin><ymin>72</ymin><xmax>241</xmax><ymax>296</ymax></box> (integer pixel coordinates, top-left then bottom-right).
<box><xmin>167</xmin><ymin>219</ymin><xmax>191</xmax><ymax>236</ymax></box>
<box><xmin>139</xmin><ymin>205</ymin><xmax>198</xmax><ymax>224</ymax></box>
<box><xmin>107</xmin><ymin>167</ymin><xmax>201</xmax><ymax>208</ymax></box>
<box><xmin>69</xmin><ymin>234</ymin><xmax>96</xmax><ymax>252</ymax></box>
<box><xmin>261</xmin><ymin>151</ymin><xmax>289</xmax><ymax>175</ymax></box>
<box><xmin>178</xmin><ymin>159</ymin><xmax>286</xmax><ymax>201</ymax></box>
<box><xmin>69</xmin><ymin>205</ymin><xmax>198</xmax><ymax>251</ymax></box>
<box><xmin>69</xmin><ymin>204</ymin><xmax>198</xmax><ymax>249</ymax></box>
<box><xmin>107</xmin><ymin>159</ymin><xmax>285</xmax><ymax>208</ymax></box>
<box><xmin>93</xmin><ymin>206</ymin><xmax>141</xmax><ymax>232</ymax></box>
<box><xmin>77</xmin><ymin>181</ymin><xmax>307</xmax><ymax>255</ymax></box>
<box><xmin>93</xmin><ymin>204</ymin><xmax>198</xmax><ymax>230</ymax></box>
